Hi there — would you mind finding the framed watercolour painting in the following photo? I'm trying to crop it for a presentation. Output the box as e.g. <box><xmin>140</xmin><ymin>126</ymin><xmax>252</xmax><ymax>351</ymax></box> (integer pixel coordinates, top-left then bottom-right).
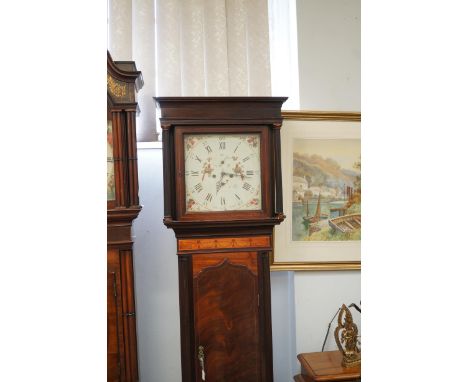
<box><xmin>272</xmin><ymin>111</ymin><xmax>361</xmax><ymax>271</ymax></box>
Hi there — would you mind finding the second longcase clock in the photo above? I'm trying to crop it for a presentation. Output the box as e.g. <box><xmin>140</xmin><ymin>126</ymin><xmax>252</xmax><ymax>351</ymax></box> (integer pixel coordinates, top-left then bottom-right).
<box><xmin>156</xmin><ymin>97</ymin><xmax>287</xmax><ymax>382</ymax></box>
<box><xmin>107</xmin><ymin>51</ymin><xmax>142</xmax><ymax>382</ymax></box>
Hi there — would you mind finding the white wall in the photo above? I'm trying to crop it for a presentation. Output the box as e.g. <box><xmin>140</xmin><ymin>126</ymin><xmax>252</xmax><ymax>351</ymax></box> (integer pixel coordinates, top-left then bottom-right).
<box><xmin>133</xmin><ymin>148</ymin><xmax>181</xmax><ymax>381</ymax></box>
<box><xmin>270</xmin><ymin>271</ymin><xmax>297</xmax><ymax>381</ymax></box>
<box><xmin>290</xmin><ymin>0</ymin><xmax>361</xmax><ymax>377</ymax></box>
<box><xmin>294</xmin><ymin>272</ymin><xmax>361</xmax><ymax>355</ymax></box>
<box><xmin>296</xmin><ymin>0</ymin><xmax>360</xmax><ymax>111</ymax></box>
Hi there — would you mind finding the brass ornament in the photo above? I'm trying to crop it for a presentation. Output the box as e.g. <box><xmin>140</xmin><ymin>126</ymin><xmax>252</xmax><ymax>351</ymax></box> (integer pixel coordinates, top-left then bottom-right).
<box><xmin>107</xmin><ymin>74</ymin><xmax>127</xmax><ymax>98</ymax></box>
<box><xmin>334</xmin><ymin>304</ymin><xmax>361</xmax><ymax>368</ymax></box>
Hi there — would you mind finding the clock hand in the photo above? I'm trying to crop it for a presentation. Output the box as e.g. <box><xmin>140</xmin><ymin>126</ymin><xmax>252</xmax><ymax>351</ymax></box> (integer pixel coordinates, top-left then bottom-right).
<box><xmin>216</xmin><ymin>179</ymin><xmax>226</xmax><ymax>194</ymax></box>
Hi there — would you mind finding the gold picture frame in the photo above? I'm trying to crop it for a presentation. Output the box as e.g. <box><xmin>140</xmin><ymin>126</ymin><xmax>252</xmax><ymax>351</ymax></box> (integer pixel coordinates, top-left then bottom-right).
<box><xmin>271</xmin><ymin>111</ymin><xmax>361</xmax><ymax>271</ymax></box>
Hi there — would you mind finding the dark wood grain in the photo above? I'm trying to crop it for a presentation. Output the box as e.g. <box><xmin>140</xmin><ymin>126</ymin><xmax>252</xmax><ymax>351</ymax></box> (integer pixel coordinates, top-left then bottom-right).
<box><xmin>162</xmin><ymin>126</ymin><xmax>174</xmax><ymax>218</ymax></box>
<box><xmin>107</xmin><ymin>250</ymin><xmax>124</xmax><ymax>382</ymax></box>
<box><xmin>273</xmin><ymin>127</ymin><xmax>283</xmax><ymax>215</ymax></box>
<box><xmin>178</xmin><ymin>255</ymin><xmax>196</xmax><ymax>382</ymax></box>
<box><xmin>193</xmin><ymin>254</ymin><xmax>259</xmax><ymax>382</ymax></box>
<box><xmin>258</xmin><ymin>251</ymin><xmax>274</xmax><ymax>381</ymax></box>
<box><xmin>120</xmin><ymin>250</ymin><xmax>139</xmax><ymax>382</ymax></box>
<box><xmin>126</xmin><ymin>110</ymin><xmax>140</xmax><ymax>208</ymax></box>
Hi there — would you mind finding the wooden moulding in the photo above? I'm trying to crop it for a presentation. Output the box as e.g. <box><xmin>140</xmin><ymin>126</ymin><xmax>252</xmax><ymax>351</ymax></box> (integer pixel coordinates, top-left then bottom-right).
<box><xmin>107</xmin><ymin>224</ymin><xmax>133</xmax><ymax>246</ymax></box>
<box><xmin>156</xmin><ymin>96</ymin><xmax>287</xmax><ymax>121</ymax></box>
<box><xmin>164</xmin><ymin>217</ymin><xmax>284</xmax><ymax>236</ymax></box>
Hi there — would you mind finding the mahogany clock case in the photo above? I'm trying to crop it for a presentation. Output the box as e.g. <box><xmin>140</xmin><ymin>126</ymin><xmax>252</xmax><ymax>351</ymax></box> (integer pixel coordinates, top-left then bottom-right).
<box><xmin>156</xmin><ymin>97</ymin><xmax>287</xmax><ymax>382</ymax></box>
<box><xmin>107</xmin><ymin>51</ymin><xmax>143</xmax><ymax>382</ymax></box>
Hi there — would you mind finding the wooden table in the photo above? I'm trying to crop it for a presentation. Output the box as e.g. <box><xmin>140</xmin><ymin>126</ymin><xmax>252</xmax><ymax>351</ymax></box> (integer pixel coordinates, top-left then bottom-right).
<box><xmin>294</xmin><ymin>351</ymin><xmax>360</xmax><ymax>381</ymax></box>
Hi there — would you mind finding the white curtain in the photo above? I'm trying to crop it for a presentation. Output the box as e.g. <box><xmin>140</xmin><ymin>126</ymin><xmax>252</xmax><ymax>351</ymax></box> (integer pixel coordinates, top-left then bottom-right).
<box><xmin>156</xmin><ymin>0</ymin><xmax>272</xmax><ymax>96</ymax></box>
<box><xmin>268</xmin><ymin>0</ymin><xmax>299</xmax><ymax>109</ymax></box>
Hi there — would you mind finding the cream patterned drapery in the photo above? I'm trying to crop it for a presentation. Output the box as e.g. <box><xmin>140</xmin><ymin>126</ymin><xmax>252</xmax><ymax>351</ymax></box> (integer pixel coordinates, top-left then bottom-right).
<box><xmin>155</xmin><ymin>0</ymin><xmax>272</xmax><ymax>96</ymax></box>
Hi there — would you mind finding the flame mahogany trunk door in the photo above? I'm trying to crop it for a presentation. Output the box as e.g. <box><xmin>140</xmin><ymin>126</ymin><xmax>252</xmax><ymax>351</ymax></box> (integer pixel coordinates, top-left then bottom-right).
<box><xmin>193</xmin><ymin>253</ymin><xmax>260</xmax><ymax>382</ymax></box>
<box><xmin>156</xmin><ymin>97</ymin><xmax>287</xmax><ymax>382</ymax></box>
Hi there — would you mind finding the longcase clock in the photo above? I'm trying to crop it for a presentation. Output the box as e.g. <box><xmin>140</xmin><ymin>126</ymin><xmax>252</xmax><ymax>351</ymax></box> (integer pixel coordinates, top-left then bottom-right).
<box><xmin>155</xmin><ymin>97</ymin><xmax>287</xmax><ymax>382</ymax></box>
<box><xmin>107</xmin><ymin>51</ymin><xmax>143</xmax><ymax>382</ymax></box>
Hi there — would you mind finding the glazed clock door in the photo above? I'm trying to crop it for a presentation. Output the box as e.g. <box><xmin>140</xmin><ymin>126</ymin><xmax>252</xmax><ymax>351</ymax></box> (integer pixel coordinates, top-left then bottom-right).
<box><xmin>193</xmin><ymin>252</ymin><xmax>261</xmax><ymax>382</ymax></box>
<box><xmin>173</xmin><ymin>124</ymin><xmax>273</xmax><ymax>222</ymax></box>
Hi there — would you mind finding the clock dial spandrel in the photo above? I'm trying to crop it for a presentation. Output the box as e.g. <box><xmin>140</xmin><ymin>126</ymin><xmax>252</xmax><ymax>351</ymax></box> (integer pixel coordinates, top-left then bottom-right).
<box><xmin>184</xmin><ymin>134</ymin><xmax>262</xmax><ymax>212</ymax></box>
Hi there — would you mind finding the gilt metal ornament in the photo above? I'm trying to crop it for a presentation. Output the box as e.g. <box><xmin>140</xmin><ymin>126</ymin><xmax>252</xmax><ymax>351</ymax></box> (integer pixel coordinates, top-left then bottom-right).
<box><xmin>107</xmin><ymin>74</ymin><xmax>127</xmax><ymax>98</ymax></box>
<box><xmin>334</xmin><ymin>304</ymin><xmax>361</xmax><ymax>368</ymax></box>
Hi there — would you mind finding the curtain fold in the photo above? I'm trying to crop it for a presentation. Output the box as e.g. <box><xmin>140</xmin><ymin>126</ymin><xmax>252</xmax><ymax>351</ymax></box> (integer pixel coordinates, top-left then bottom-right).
<box><xmin>156</xmin><ymin>0</ymin><xmax>271</xmax><ymax>96</ymax></box>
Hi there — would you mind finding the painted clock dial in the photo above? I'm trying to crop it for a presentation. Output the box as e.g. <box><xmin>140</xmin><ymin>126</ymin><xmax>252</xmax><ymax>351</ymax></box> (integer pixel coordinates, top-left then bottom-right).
<box><xmin>184</xmin><ymin>133</ymin><xmax>262</xmax><ymax>212</ymax></box>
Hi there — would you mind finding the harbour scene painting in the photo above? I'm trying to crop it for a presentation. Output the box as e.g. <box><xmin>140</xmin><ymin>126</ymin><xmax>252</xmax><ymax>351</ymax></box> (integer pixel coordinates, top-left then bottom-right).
<box><xmin>292</xmin><ymin>138</ymin><xmax>361</xmax><ymax>241</ymax></box>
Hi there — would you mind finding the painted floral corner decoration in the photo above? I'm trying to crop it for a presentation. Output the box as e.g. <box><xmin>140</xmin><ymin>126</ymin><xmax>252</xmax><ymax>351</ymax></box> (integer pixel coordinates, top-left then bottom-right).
<box><xmin>186</xmin><ymin>136</ymin><xmax>198</xmax><ymax>151</ymax></box>
<box><xmin>187</xmin><ymin>198</ymin><xmax>196</xmax><ymax>210</ymax></box>
<box><xmin>246</xmin><ymin>135</ymin><xmax>258</xmax><ymax>148</ymax></box>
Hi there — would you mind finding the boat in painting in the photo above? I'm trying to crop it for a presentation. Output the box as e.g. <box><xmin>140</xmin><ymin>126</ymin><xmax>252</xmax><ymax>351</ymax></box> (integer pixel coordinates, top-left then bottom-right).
<box><xmin>302</xmin><ymin>194</ymin><xmax>328</xmax><ymax>224</ymax></box>
<box><xmin>328</xmin><ymin>213</ymin><xmax>361</xmax><ymax>233</ymax></box>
